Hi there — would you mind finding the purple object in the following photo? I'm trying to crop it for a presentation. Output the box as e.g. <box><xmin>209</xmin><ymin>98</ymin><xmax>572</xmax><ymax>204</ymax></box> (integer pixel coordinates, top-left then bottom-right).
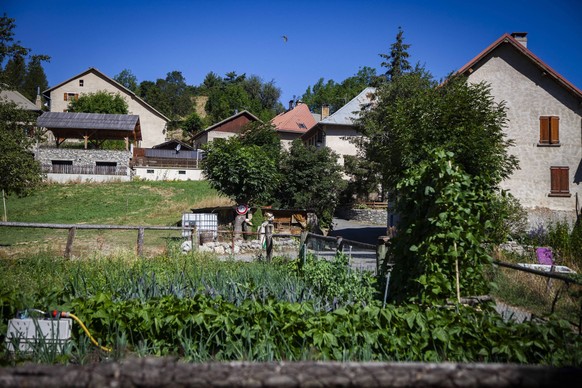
<box><xmin>536</xmin><ymin>247</ymin><xmax>554</xmax><ymax>266</ymax></box>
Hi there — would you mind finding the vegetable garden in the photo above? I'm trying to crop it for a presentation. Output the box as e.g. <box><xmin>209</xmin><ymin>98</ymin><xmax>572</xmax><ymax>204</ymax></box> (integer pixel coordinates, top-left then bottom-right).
<box><xmin>1</xmin><ymin>248</ymin><xmax>581</xmax><ymax>366</ymax></box>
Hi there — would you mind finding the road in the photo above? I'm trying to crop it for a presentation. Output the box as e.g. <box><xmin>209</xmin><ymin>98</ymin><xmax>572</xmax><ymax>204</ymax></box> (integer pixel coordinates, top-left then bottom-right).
<box><xmin>328</xmin><ymin>217</ymin><xmax>387</xmax><ymax>245</ymax></box>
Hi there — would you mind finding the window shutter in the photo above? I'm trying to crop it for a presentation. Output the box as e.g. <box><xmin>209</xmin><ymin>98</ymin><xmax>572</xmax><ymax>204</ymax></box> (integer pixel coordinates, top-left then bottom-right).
<box><xmin>550</xmin><ymin>116</ymin><xmax>559</xmax><ymax>144</ymax></box>
<box><xmin>559</xmin><ymin>167</ymin><xmax>569</xmax><ymax>193</ymax></box>
<box><xmin>64</xmin><ymin>93</ymin><xmax>68</xmax><ymax>101</ymax></box>
<box><xmin>74</xmin><ymin>94</ymin><xmax>79</xmax><ymax>101</ymax></box>
<box><xmin>540</xmin><ymin>116</ymin><xmax>550</xmax><ymax>144</ymax></box>
<box><xmin>550</xmin><ymin>167</ymin><xmax>570</xmax><ymax>194</ymax></box>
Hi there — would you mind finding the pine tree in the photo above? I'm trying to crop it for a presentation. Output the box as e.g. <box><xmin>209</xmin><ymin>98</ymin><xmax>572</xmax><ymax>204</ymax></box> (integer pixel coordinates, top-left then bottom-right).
<box><xmin>379</xmin><ymin>27</ymin><xmax>412</xmax><ymax>82</ymax></box>
<box><xmin>22</xmin><ymin>55</ymin><xmax>49</xmax><ymax>101</ymax></box>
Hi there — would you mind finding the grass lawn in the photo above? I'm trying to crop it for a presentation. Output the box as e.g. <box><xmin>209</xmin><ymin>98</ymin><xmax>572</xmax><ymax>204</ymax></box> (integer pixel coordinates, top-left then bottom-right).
<box><xmin>0</xmin><ymin>180</ymin><xmax>231</xmax><ymax>257</ymax></box>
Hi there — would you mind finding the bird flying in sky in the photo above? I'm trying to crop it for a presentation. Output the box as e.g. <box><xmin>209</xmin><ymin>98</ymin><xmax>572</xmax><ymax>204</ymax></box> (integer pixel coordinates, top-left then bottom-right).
<box><xmin>281</xmin><ymin>35</ymin><xmax>288</xmax><ymax>43</ymax></box>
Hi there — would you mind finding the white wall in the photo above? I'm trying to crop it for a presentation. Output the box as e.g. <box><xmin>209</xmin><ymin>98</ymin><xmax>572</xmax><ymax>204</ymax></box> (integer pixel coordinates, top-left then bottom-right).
<box><xmin>45</xmin><ymin>173</ymin><xmax>131</xmax><ymax>183</ymax></box>
<box><xmin>133</xmin><ymin>167</ymin><xmax>205</xmax><ymax>181</ymax></box>
<box><xmin>323</xmin><ymin>125</ymin><xmax>361</xmax><ymax>166</ymax></box>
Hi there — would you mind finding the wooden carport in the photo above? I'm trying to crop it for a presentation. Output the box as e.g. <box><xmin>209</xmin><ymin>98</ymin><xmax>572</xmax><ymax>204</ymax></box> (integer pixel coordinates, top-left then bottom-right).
<box><xmin>36</xmin><ymin>112</ymin><xmax>142</xmax><ymax>150</ymax></box>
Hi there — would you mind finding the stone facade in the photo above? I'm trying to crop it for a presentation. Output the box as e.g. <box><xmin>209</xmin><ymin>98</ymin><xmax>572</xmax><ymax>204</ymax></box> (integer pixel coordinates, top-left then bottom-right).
<box><xmin>462</xmin><ymin>34</ymin><xmax>582</xmax><ymax>227</ymax></box>
<box><xmin>36</xmin><ymin>147</ymin><xmax>131</xmax><ymax>167</ymax></box>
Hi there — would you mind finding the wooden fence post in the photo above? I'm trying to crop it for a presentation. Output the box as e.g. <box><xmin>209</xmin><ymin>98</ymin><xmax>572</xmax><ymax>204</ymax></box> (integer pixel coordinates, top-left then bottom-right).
<box><xmin>266</xmin><ymin>224</ymin><xmax>273</xmax><ymax>262</ymax></box>
<box><xmin>299</xmin><ymin>230</ymin><xmax>308</xmax><ymax>264</ymax></box>
<box><xmin>191</xmin><ymin>227</ymin><xmax>198</xmax><ymax>251</ymax></box>
<box><xmin>137</xmin><ymin>227</ymin><xmax>145</xmax><ymax>257</ymax></box>
<box><xmin>64</xmin><ymin>227</ymin><xmax>76</xmax><ymax>258</ymax></box>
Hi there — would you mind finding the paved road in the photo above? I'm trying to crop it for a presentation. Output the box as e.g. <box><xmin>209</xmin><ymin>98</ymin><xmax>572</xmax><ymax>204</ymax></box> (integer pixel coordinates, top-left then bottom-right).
<box><xmin>328</xmin><ymin>217</ymin><xmax>387</xmax><ymax>245</ymax></box>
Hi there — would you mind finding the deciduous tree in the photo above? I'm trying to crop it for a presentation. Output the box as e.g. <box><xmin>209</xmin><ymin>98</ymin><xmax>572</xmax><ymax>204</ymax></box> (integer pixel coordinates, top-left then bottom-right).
<box><xmin>67</xmin><ymin>90</ymin><xmax>129</xmax><ymax>114</ymax></box>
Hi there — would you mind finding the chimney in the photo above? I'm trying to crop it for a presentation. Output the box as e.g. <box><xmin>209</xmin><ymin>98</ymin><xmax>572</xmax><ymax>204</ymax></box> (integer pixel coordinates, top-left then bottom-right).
<box><xmin>288</xmin><ymin>99</ymin><xmax>294</xmax><ymax>110</ymax></box>
<box><xmin>35</xmin><ymin>86</ymin><xmax>42</xmax><ymax>109</ymax></box>
<box><xmin>511</xmin><ymin>32</ymin><xmax>528</xmax><ymax>48</ymax></box>
<box><xmin>321</xmin><ymin>104</ymin><xmax>330</xmax><ymax>119</ymax></box>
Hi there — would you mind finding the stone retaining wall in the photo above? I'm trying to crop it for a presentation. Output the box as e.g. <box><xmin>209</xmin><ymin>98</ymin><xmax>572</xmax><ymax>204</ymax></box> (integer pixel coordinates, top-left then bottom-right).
<box><xmin>335</xmin><ymin>207</ymin><xmax>387</xmax><ymax>225</ymax></box>
<box><xmin>35</xmin><ymin>148</ymin><xmax>131</xmax><ymax>168</ymax></box>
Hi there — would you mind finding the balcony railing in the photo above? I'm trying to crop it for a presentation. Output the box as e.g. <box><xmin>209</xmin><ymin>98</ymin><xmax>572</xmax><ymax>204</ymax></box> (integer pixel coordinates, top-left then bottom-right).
<box><xmin>41</xmin><ymin>164</ymin><xmax>129</xmax><ymax>176</ymax></box>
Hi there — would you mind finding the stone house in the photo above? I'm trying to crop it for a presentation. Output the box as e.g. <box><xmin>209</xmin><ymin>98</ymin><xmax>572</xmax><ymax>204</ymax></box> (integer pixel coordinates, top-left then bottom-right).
<box><xmin>301</xmin><ymin>87</ymin><xmax>376</xmax><ymax>166</ymax></box>
<box><xmin>43</xmin><ymin>67</ymin><xmax>169</xmax><ymax>148</ymax></box>
<box><xmin>458</xmin><ymin>32</ymin><xmax>582</xmax><ymax>225</ymax></box>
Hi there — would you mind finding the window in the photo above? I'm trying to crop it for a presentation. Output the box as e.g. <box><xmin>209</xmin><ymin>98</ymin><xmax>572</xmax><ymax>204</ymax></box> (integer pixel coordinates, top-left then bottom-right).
<box><xmin>178</xmin><ymin>170</ymin><xmax>186</xmax><ymax>175</ymax></box>
<box><xmin>51</xmin><ymin>160</ymin><xmax>72</xmax><ymax>174</ymax></box>
<box><xmin>550</xmin><ymin>166</ymin><xmax>570</xmax><ymax>196</ymax></box>
<box><xmin>79</xmin><ymin>79</ymin><xmax>84</xmax><ymax>87</ymax></box>
<box><xmin>147</xmin><ymin>169</ymin><xmax>154</xmax><ymax>174</ymax></box>
<box><xmin>95</xmin><ymin>161</ymin><xmax>117</xmax><ymax>175</ymax></box>
<box><xmin>539</xmin><ymin>116</ymin><xmax>559</xmax><ymax>145</ymax></box>
<box><xmin>63</xmin><ymin>93</ymin><xmax>79</xmax><ymax>101</ymax></box>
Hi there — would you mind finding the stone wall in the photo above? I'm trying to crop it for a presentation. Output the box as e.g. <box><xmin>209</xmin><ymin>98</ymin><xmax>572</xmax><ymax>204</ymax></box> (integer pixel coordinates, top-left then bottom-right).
<box><xmin>36</xmin><ymin>148</ymin><xmax>131</xmax><ymax>168</ymax></box>
<box><xmin>335</xmin><ymin>207</ymin><xmax>387</xmax><ymax>225</ymax></box>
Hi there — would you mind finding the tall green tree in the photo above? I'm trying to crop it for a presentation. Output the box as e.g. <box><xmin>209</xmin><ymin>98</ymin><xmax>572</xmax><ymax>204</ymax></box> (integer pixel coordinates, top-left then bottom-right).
<box><xmin>278</xmin><ymin>140</ymin><xmax>344</xmax><ymax>228</ymax></box>
<box><xmin>379</xmin><ymin>27</ymin><xmax>412</xmax><ymax>82</ymax></box>
<box><xmin>360</xmin><ymin>70</ymin><xmax>519</xmax><ymax>303</ymax></box>
<box><xmin>202</xmin><ymin>136</ymin><xmax>279</xmax><ymax>206</ymax></box>
<box><xmin>114</xmin><ymin>69</ymin><xmax>139</xmax><ymax>93</ymax></box>
<box><xmin>2</xmin><ymin>52</ymin><xmax>25</xmax><ymax>90</ymax></box>
<box><xmin>22</xmin><ymin>54</ymin><xmax>49</xmax><ymax>101</ymax></box>
<box><xmin>0</xmin><ymin>99</ymin><xmax>42</xmax><ymax>200</ymax></box>
<box><xmin>67</xmin><ymin>90</ymin><xmax>129</xmax><ymax>114</ymax></box>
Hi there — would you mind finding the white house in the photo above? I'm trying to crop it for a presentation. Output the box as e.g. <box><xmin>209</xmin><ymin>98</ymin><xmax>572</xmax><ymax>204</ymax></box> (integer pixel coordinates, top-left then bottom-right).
<box><xmin>43</xmin><ymin>68</ymin><xmax>170</xmax><ymax>148</ymax></box>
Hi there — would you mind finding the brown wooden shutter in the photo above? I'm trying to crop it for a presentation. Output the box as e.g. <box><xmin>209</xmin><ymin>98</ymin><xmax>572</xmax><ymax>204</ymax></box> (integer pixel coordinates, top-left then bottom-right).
<box><xmin>550</xmin><ymin>116</ymin><xmax>559</xmax><ymax>144</ymax></box>
<box><xmin>64</xmin><ymin>93</ymin><xmax>68</xmax><ymax>101</ymax></box>
<box><xmin>74</xmin><ymin>94</ymin><xmax>79</xmax><ymax>101</ymax></box>
<box><xmin>540</xmin><ymin>116</ymin><xmax>550</xmax><ymax>144</ymax></box>
<box><xmin>550</xmin><ymin>167</ymin><xmax>569</xmax><ymax>194</ymax></box>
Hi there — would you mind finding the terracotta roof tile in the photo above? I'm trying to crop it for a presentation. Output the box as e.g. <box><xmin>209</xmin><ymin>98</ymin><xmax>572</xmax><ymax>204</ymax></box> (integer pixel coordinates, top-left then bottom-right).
<box><xmin>271</xmin><ymin>103</ymin><xmax>316</xmax><ymax>133</ymax></box>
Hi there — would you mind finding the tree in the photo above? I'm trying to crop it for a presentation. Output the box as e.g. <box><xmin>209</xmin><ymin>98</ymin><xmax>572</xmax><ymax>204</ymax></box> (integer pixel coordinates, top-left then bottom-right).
<box><xmin>67</xmin><ymin>90</ymin><xmax>129</xmax><ymax>114</ymax></box>
<box><xmin>22</xmin><ymin>54</ymin><xmax>49</xmax><ymax>101</ymax></box>
<box><xmin>202</xmin><ymin>136</ymin><xmax>279</xmax><ymax>206</ymax></box>
<box><xmin>359</xmin><ymin>70</ymin><xmax>519</xmax><ymax>303</ymax></box>
<box><xmin>2</xmin><ymin>52</ymin><xmax>25</xmax><ymax>89</ymax></box>
<box><xmin>0</xmin><ymin>99</ymin><xmax>43</xmax><ymax>220</ymax></box>
<box><xmin>277</xmin><ymin>140</ymin><xmax>344</xmax><ymax>228</ymax></box>
<box><xmin>301</xmin><ymin>67</ymin><xmax>377</xmax><ymax>115</ymax></box>
<box><xmin>360</xmin><ymin>72</ymin><xmax>517</xmax><ymax>193</ymax></box>
<box><xmin>114</xmin><ymin>69</ymin><xmax>139</xmax><ymax>93</ymax></box>
<box><xmin>181</xmin><ymin>112</ymin><xmax>205</xmax><ymax>145</ymax></box>
<box><xmin>379</xmin><ymin>27</ymin><xmax>412</xmax><ymax>82</ymax></box>
<box><xmin>238</xmin><ymin>121</ymin><xmax>281</xmax><ymax>161</ymax></box>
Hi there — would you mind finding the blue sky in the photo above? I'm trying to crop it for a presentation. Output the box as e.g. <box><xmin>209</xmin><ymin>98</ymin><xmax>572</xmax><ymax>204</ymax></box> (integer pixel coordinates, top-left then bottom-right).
<box><xmin>4</xmin><ymin>0</ymin><xmax>582</xmax><ymax>105</ymax></box>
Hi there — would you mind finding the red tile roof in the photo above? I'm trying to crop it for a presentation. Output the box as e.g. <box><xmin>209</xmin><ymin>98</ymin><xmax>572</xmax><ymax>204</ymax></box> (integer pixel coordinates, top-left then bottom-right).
<box><xmin>457</xmin><ymin>33</ymin><xmax>582</xmax><ymax>100</ymax></box>
<box><xmin>271</xmin><ymin>103</ymin><xmax>316</xmax><ymax>133</ymax></box>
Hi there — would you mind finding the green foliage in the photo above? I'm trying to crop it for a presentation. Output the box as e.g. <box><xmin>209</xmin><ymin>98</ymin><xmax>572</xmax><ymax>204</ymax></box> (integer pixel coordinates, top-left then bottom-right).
<box><xmin>113</xmin><ymin>69</ymin><xmax>139</xmax><ymax>93</ymax></box>
<box><xmin>278</xmin><ymin>140</ymin><xmax>345</xmax><ymax>227</ymax></box>
<box><xmin>202</xmin><ymin>136</ymin><xmax>280</xmax><ymax>205</ymax></box>
<box><xmin>521</xmin><ymin>220</ymin><xmax>582</xmax><ymax>266</ymax></box>
<box><xmin>301</xmin><ymin>66</ymin><xmax>377</xmax><ymax>114</ymax></box>
<box><xmin>0</xmin><ymin>99</ymin><xmax>42</xmax><ymax>197</ymax></box>
<box><xmin>67</xmin><ymin>90</ymin><xmax>129</xmax><ymax>114</ymax></box>
<box><xmin>181</xmin><ymin>111</ymin><xmax>205</xmax><ymax>145</ymax></box>
<box><xmin>388</xmin><ymin>150</ymin><xmax>494</xmax><ymax>304</ymax></box>
<box><xmin>342</xmin><ymin>154</ymin><xmax>382</xmax><ymax>204</ymax></box>
<box><xmin>379</xmin><ymin>26</ymin><xmax>412</xmax><ymax>82</ymax></box>
<box><xmin>201</xmin><ymin>71</ymin><xmax>283</xmax><ymax>124</ymax></box>
<box><xmin>238</xmin><ymin>121</ymin><xmax>282</xmax><ymax>160</ymax></box>
<box><xmin>359</xmin><ymin>71</ymin><xmax>518</xmax><ymax>193</ymax></box>
<box><xmin>2</xmin><ymin>252</ymin><xmax>582</xmax><ymax>365</ymax></box>
<box><xmin>293</xmin><ymin>253</ymin><xmax>377</xmax><ymax>306</ymax></box>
